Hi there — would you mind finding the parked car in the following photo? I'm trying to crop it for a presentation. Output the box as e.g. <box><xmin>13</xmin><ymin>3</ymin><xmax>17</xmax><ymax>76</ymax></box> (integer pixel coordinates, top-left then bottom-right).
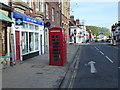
<box><xmin>95</xmin><ymin>40</ymin><xmax>98</xmax><ymax>42</ymax></box>
<box><xmin>106</xmin><ymin>39</ymin><xmax>111</xmax><ymax>43</ymax></box>
<box><xmin>101</xmin><ymin>39</ymin><xmax>104</xmax><ymax>42</ymax></box>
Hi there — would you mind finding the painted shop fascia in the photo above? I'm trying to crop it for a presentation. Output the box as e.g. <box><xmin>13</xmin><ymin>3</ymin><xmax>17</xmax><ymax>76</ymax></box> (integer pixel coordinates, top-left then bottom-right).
<box><xmin>11</xmin><ymin>11</ymin><xmax>45</xmax><ymax>61</ymax></box>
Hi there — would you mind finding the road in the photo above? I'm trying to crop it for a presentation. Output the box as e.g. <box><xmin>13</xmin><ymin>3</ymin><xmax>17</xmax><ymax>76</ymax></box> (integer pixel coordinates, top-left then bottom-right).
<box><xmin>68</xmin><ymin>42</ymin><xmax>119</xmax><ymax>88</ymax></box>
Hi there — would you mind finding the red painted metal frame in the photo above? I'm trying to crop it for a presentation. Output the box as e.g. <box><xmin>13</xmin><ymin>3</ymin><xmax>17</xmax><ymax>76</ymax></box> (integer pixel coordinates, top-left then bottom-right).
<box><xmin>49</xmin><ymin>27</ymin><xmax>67</xmax><ymax>66</ymax></box>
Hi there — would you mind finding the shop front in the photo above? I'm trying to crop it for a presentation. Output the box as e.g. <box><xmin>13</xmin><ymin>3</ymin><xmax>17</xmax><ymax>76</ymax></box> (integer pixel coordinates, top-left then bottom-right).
<box><xmin>0</xmin><ymin>10</ymin><xmax>13</xmax><ymax>56</ymax></box>
<box><xmin>12</xmin><ymin>12</ymin><xmax>44</xmax><ymax>61</ymax></box>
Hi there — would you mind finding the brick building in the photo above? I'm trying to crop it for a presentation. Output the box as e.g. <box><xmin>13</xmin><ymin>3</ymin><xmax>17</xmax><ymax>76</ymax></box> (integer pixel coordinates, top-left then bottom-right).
<box><xmin>43</xmin><ymin>1</ymin><xmax>62</xmax><ymax>53</ymax></box>
<box><xmin>44</xmin><ymin>2</ymin><xmax>61</xmax><ymax>27</ymax></box>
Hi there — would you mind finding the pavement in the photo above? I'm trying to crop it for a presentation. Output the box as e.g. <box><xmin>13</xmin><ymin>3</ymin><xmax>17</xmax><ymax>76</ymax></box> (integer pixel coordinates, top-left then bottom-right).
<box><xmin>2</xmin><ymin>44</ymin><xmax>79</xmax><ymax>88</ymax></box>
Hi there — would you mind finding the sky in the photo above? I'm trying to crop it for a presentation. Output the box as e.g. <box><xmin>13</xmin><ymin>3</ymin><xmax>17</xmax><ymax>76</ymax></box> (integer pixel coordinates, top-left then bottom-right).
<box><xmin>70</xmin><ymin>2</ymin><xmax>118</xmax><ymax>29</ymax></box>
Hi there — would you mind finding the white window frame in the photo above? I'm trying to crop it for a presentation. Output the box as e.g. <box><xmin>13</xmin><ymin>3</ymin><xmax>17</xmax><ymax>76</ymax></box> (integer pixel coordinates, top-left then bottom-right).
<box><xmin>46</xmin><ymin>3</ymin><xmax>49</xmax><ymax>19</ymax></box>
<box><xmin>52</xmin><ymin>8</ymin><xmax>55</xmax><ymax>22</ymax></box>
<box><xmin>36</xmin><ymin>0</ymin><xmax>40</xmax><ymax>10</ymax></box>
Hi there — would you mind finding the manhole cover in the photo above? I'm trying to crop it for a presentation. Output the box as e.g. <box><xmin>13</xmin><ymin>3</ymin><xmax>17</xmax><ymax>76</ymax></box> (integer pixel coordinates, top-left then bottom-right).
<box><xmin>31</xmin><ymin>64</ymin><xmax>45</xmax><ymax>68</ymax></box>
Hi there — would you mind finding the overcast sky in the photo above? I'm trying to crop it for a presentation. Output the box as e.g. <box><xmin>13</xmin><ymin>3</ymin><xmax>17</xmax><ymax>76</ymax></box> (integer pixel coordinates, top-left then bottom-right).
<box><xmin>70</xmin><ymin>2</ymin><xmax>118</xmax><ymax>29</ymax></box>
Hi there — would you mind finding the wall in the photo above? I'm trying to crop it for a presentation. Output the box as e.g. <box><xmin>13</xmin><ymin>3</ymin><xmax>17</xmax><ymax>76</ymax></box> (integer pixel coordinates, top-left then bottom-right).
<box><xmin>44</xmin><ymin>2</ymin><xmax>61</xmax><ymax>26</ymax></box>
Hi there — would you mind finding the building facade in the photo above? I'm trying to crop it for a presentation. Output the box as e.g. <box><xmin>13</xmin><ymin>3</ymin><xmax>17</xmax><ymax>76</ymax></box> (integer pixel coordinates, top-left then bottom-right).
<box><xmin>69</xmin><ymin>16</ymin><xmax>90</xmax><ymax>44</ymax></box>
<box><xmin>61</xmin><ymin>0</ymin><xmax>70</xmax><ymax>43</ymax></box>
<box><xmin>0</xmin><ymin>1</ymin><xmax>13</xmax><ymax>56</ymax></box>
<box><xmin>11</xmin><ymin>0</ymin><xmax>45</xmax><ymax>61</ymax></box>
<box><xmin>43</xmin><ymin>1</ymin><xmax>62</xmax><ymax>53</ymax></box>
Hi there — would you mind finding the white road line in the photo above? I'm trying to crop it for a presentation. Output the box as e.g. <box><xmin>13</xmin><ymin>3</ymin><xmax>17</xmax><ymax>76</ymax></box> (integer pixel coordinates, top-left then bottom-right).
<box><xmin>75</xmin><ymin>60</ymin><xmax>79</xmax><ymax>69</ymax></box>
<box><xmin>105</xmin><ymin>56</ymin><xmax>114</xmax><ymax>63</ymax></box>
<box><xmin>95</xmin><ymin>47</ymin><xmax>99</xmax><ymax>51</ymax></box>
<box><xmin>99</xmin><ymin>51</ymin><xmax>104</xmax><ymax>55</ymax></box>
<box><xmin>68</xmin><ymin>70</ymin><xmax>77</xmax><ymax>89</ymax></box>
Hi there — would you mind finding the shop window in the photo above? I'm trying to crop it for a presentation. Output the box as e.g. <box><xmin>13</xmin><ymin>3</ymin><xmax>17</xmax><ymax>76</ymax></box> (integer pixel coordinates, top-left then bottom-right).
<box><xmin>22</xmin><ymin>32</ymin><xmax>28</xmax><ymax>54</ymax></box>
<box><xmin>29</xmin><ymin>32</ymin><xmax>34</xmax><ymax>51</ymax></box>
<box><xmin>23</xmin><ymin>23</ymin><xmax>28</xmax><ymax>29</ymax></box>
<box><xmin>29</xmin><ymin>24</ymin><xmax>34</xmax><ymax>30</ymax></box>
<box><xmin>35</xmin><ymin>25</ymin><xmax>39</xmax><ymax>30</ymax></box>
<box><xmin>35</xmin><ymin>33</ymin><xmax>39</xmax><ymax>50</ymax></box>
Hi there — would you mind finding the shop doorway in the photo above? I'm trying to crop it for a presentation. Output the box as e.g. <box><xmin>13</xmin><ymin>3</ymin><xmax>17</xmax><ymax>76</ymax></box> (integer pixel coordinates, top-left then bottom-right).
<box><xmin>15</xmin><ymin>31</ymin><xmax>20</xmax><ymax>61</ymax></box>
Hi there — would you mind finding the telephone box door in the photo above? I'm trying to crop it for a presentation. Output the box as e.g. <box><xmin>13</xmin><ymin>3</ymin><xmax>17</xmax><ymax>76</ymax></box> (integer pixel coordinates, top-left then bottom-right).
<box><xmin>49</xmin><ymin>32</ymin><xmax>61</xmax><ymax>65</ymax></box>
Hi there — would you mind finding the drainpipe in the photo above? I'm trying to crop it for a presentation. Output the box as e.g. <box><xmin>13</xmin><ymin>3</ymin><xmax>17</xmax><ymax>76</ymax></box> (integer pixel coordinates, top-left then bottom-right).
<box><xmin>59</xmin><ymin>2</ymin><xmax>62</xmax><ymax>27</ymax></box>
<box><xmin>8</xmin><ymin>0</ymin><xmax>13</xmax><ymax>66</ymax></box>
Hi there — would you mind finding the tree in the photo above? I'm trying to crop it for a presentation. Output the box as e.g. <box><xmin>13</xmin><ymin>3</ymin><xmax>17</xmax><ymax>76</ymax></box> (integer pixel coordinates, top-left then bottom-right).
<box><xmin>87</xmin><ymin>26</ymin><xmax>110</xmax><ymax>36</ymax></box>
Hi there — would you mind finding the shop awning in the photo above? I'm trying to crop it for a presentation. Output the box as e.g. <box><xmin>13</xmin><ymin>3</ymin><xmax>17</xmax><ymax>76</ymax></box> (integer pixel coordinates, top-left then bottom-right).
<box><xmin>0</xmin><ymin>11</ymin><xmax>13</xmax><ymax>23</ymax></box>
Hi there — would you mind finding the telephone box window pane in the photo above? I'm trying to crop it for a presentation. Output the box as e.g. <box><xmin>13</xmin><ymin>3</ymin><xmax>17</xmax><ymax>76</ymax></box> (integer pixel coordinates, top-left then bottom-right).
<box><xmin>52</xmin><ymin>39</ymin><xmax>59</xmax><ymax>41</ymax></box>
<box><xmin>53</xmin><ymin>49</ymin><xmax>59</xmax><ymax>51</ymax></box>
<box><xmin>52</xmin><ymin>35</ymin><xmax>60</xmax><ymax>38</ymax></box>
<box><xmin>53</xmin><ymin>42</ymin><xmax>59</xmax><ymax>45</ymax></box>
<box><xmin>53</xmin><ymin>52</ymin><xmax>59</xmax><ymax>54</ymax></box>
<box><xmin>53</xmin><ymin>55</ymin><xmax>59</xmax><ymax>58</ymax></box>
<box><xmin>53</xmin><ymin>46</ymin><xmax>59</xmax><ymax>48</ymax></box>
<box><xmin>53</xmin><ymin>58</ymin><xmax>60</xmax><ymax>62</ymax></box>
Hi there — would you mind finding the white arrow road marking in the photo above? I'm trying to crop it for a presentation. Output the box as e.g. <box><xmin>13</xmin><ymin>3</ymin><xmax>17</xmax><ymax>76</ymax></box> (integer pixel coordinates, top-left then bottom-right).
<box><xmin>90</xmin><ymin>63</ymin><xmax>97</xmax><ymax>73</ymax></box>
<box><xmin>88</xmin><ymin>61</ymin><xmax>97</xmax><ymax>74</ymax></box>
<box><xmin>105</xmin><ymin>56</ymin><xmax>114</xmax><ymax>63</ymax></box>
<box><xmin>99</xmin><ymin>51</ymin><xmax>104</xmax><ymax>55</ymax></box>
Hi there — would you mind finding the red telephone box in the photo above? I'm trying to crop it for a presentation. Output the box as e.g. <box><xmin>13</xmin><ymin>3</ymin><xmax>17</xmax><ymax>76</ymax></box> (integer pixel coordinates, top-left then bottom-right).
<box><xmin>49</xmin><ymin>27</ymin><xmax>67</xmax><ymax>66</ymax></box>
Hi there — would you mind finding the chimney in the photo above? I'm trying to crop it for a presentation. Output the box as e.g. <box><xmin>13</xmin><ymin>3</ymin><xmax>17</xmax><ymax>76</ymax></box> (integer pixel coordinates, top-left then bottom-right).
<box><xmin>70</xmin><ymin>16</ymin><xmax>74</xmax><ymax>21</ymax></box>
<box><xmin>76</xmin><ymin>19</ymin><xmax>80</xmax><ymax>25</ymax></box>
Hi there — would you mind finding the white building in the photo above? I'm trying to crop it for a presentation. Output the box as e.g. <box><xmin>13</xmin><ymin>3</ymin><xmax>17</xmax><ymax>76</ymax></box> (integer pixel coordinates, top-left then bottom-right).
<box><xmin>69</xmin><ymin>25</ymin><xmax>89</xmax><ymax>44</ymax></box>
<box><xmin>11</xmin><ymin>12</ymin><xmax>45</xmax><ymax>61</ymax></box>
